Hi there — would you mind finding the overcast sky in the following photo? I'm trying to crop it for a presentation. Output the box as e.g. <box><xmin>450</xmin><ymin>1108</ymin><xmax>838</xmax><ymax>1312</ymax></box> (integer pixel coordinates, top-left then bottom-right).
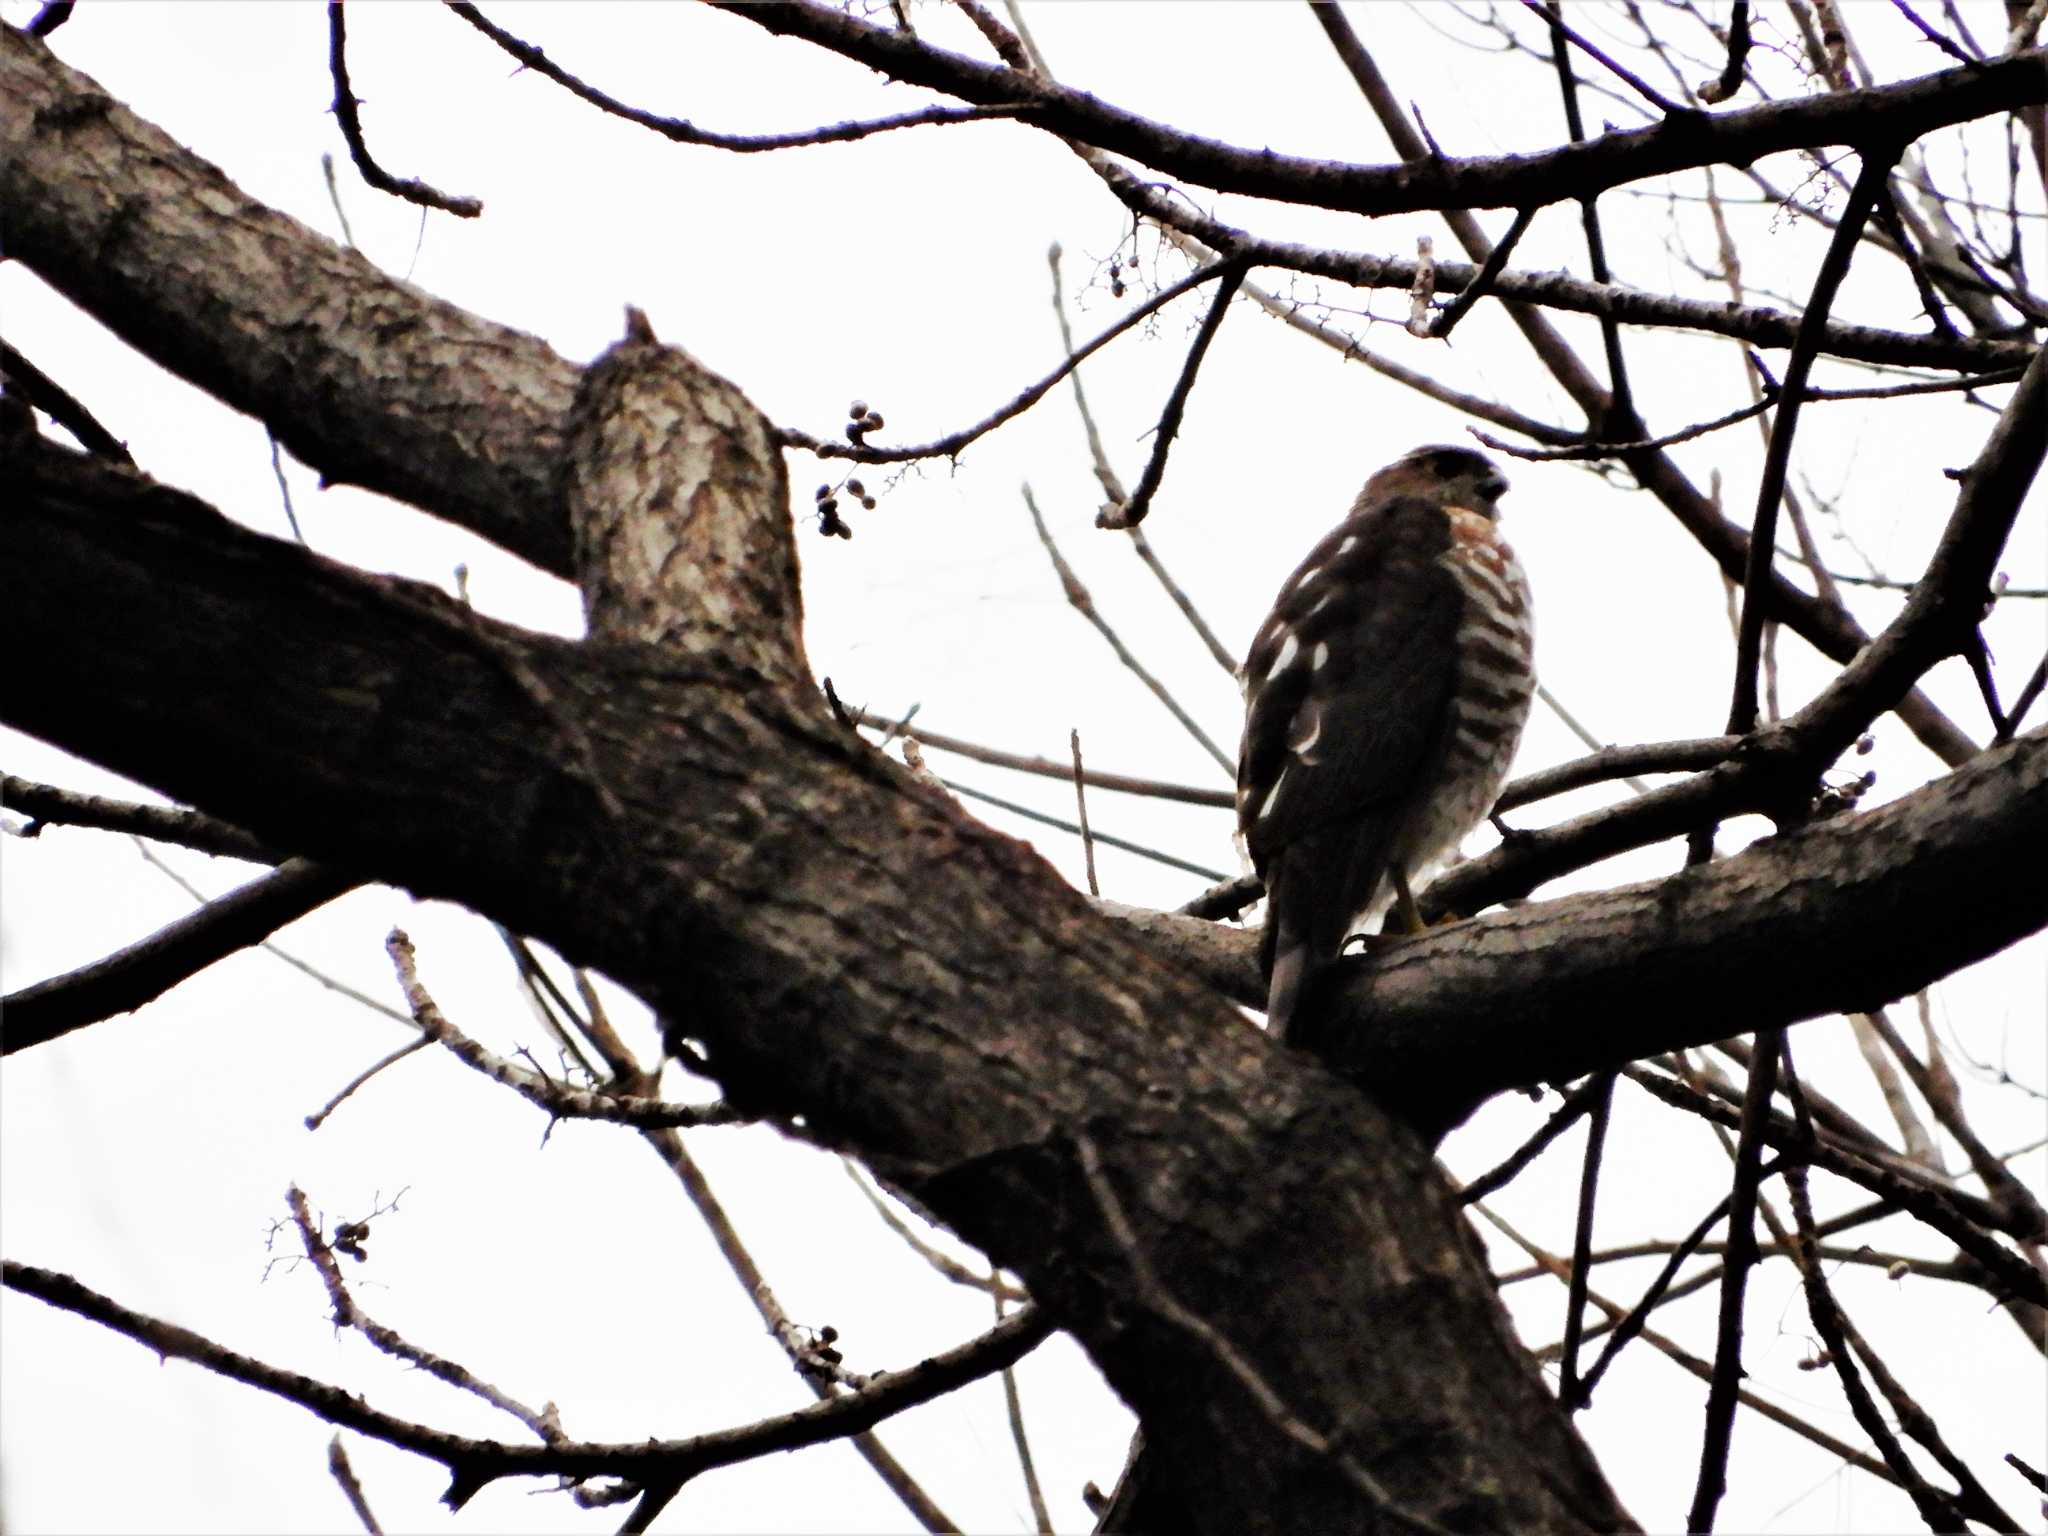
<box><xmin>3</xmin><ymin>4</ymin><xmax>2043</xmax><ymax>1533</ymax></box>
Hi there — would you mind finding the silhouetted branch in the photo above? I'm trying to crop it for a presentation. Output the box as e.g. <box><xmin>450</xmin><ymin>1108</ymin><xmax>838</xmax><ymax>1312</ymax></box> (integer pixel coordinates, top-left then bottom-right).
<box><xmin>327</xmin><ymin>4</ymin><xmax>482</xmax><ymax>217</ymax></box>
<box><xmin>2</xmin><ymin>859</ymin><xmax>360</xmax><ymax>1053</ymax></box>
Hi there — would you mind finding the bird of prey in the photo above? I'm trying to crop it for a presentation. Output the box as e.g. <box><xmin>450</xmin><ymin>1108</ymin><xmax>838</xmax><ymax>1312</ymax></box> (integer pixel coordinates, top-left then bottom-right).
<box><xmin>1236</xmin><ymin>444</ymin><xmax>1534</xmax><ymax>1040</ymax></box>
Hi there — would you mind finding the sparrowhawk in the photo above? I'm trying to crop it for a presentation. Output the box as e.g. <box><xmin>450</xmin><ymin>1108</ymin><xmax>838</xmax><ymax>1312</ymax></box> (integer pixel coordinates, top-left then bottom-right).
<box><xmin>1236</xmin><ymin>444</ymin><xmax>1534</xmax><ymax>1040</ymax></box>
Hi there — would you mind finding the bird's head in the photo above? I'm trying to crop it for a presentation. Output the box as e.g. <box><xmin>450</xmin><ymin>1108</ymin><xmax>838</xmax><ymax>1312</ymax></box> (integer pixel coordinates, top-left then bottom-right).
<box><xmin>1363</xmin><ymin>444</ymin><xmax>1510</xmax><ymax>518</ymax></box>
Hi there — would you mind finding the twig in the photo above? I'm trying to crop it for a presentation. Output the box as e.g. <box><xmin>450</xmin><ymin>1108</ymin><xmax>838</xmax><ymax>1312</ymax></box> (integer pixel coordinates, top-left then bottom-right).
<box><xmin>1</xmin><ymin>774</ymin><xmax>276</xmax><ymax>862</ymax></box>
<box><xmin>1572</xmin><ymin>1163</ymin><xmax>1781</xmax><ymax>1406</ymax></box>
<box><xmin>1542</xmin><ymin>2</ymin><xmax>1641</xmax><ymax>437</ymax></box>
<box><xmin>1493</xmin><ymin>735</ymin><xmax>1737</xmax><ymax>811</ymax></box>
<box><xmin>1697</xmin><ymin>0</ymin><xmax>1752</xmax><ymax>103</ymax></box>
<box><xmin>1458</xmin><ymin>1077</ymin><xmax>1612</xmax><ymax>1206</ymax></box>
<box><xmin>1476</xmin><ymin>395</ymin><xmax>1770</xmax><ymax>461</ymax></box>
<box><xmin>1517</xmin><ymin>0</ymin><xmax>1688</xmax><ymax>115</ymax></box>
<box><xmin>326</xmin><ymin>4</ymin><xmax>483</xmax><ymax>217</ymax></box>
<box><xmin>847</xmin><ymin>709</ymin><xmax>1231</xmax><ymax>806</ymax></box>
<box><xmin>782</xmin><ymin>259</ymin><xmax>1237</xmax><ymax>465</ymax></box>
<box><xmin>994</xmin><ymin>1284</ymin><xmax>1055</xmax><ymax>1535</ymax></box>
<box><xmin>448</xmin><ymin>2</ymin><xmax>1031</xmax><ymax>152</ymax></box>
<box><xmin>1070</xmin><ymin>730</ymin><xmax>1100</xmax><ymax>897</ymax></box>
<box><xmin>1998</xmin><ymin>649</ymin><xmax>2048</xmax><ymax>741</ymax></box>
<box><xmin>3</xmin><ymin>1258</ymin><xmax>1048</xmax><ymax>1511</ymax></box>
<box><xmin>1098</xmin><ymin>259</ymin><xmax>1248</xmax><ymax>529</ymax></box>
<box><xmin>1427</xmin><ymin>207</ymin><xmax>1537</xmax><ymax>339</ymax></box>
<box><xmin>0</xmin><ymin>340</ymin><xmax>132</xmax><ymax>463</ymax></box>
<box><xmin>1891</xmin><ymin>0</ymin><xmax>1982</xmax><ymax>67</ymax></box>
<box><xmin>1473</xmin><ymin>1207</ymin><xmax>1897</xmax><ymax>1486</ymax></box>
<box><xmin>938</xmin><ymin>776</ymin><xmax>1229</xmax><ymax>883</ymax></box>
<box><xmin>1022</xmin><ymin>486</ymin><xmax>1235</xmax><ymax>775</ymax></box>
<box><xmin>328</xmin><ymin>1437</ymin><xmax>384</xmax><ymax>1535</ymax></box>
<box><xmin>1686</xmin><ymin>1027</ymin><xmax>1782</xmax><ymax>1533</ymax></box>
<box><xmin>637</xmin><ymin>1125</ymin><xmax>961</xmax><ymax>1532</ymax></box>
<box><xmin>385</xmin><ymin>931</ymin><xmax>750</xmax><ymax>1129</ymax></box>
<box><xmin>1726</xmin><ymin>143</ymin><xmax>1899</xmax><ymax>737</ymax></box>
<box><xmin>1778</xmin><ymin>1052</ymin><xmax>1989</xmax><ymax>1532</ymax></box>
<box><xmin>1625</xmin><ymin>1069</ymin><xmax>2048</xmax><ymax>1306</ymax></box>
<box><xmin>1043</xmin><ymin>241</ymin><xmax>1130</xmax><ymax>505</ymax></box>
<box><xmin>305</xmin><ymin>1037</ymin><xmax>432</xmax><ymax>1130</ymax></box>
<box><xmin>288</xmin><ymin>1187</ymin><xmax>568</xmax><ymax>1447</ymax></box>
<box><xmin>842</xmin><ymin>1160</ymin><xmax>1029</xmax><ymax>1301</ymax></box>
<box><xmin>1556</xmin><ymin>1073</ymin><xmax>1615</xmax><ymax>1409</ymax></box>
<box><xmin>268</xmin><ymin>434</ymin><xmax>308</xmax><ymax>545</ymax></box>
<box><xmin>3</xmin><ymin>860</ymin><xmax>361</xmax><ymax>1054</ymax></box>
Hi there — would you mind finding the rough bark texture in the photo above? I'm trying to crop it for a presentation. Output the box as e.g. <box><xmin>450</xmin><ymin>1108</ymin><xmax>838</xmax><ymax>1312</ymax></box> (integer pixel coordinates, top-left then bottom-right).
<box><xmin>5</xmin><ymin>20</ymin><xmax>2045</xmax><ymax>1536</ymax></box>
<box><xmin>2</xmin><ymin>431</ymin><xmax>1633</xmax><ymax>1535</ymax></box>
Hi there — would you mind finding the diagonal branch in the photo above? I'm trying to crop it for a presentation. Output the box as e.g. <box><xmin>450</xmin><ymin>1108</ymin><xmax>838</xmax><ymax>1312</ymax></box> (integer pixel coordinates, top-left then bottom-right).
<box><xmin>2</xmin><ymin>859</ymin><xmax>361</xmax><ymax>1053</ymax></box>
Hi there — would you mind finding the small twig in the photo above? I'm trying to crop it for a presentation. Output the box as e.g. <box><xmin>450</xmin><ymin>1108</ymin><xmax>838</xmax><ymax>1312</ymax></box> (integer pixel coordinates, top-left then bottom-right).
<box><xmin>1493</xmin><ymin>735</ymin><xmax>1738</xmax><ymax>811</ymax></box>
<box><xmin>326</xmin><ymin>4</ymin><xmax>482</xmax><ymax>217</ymax></box>
<box><xmin>1697</xmin><ymin>0</ymin><xmax>1752</xmax><ymax>103</ymax></box>
<box><xmin>635</xmin><ymin>1127</ymin><xmax>960</xmax><ymax>1532</ymax></box>
<box><xmin>1476</xmin><ymin>396</ymin><xmax>1769</xmax><ymax>461</ymax></box>
<box><xmin>1573</xmin><ymin>1162</ymin><xmax>1783</xmax><ymax>1405</ymax></box>
<box><xmin>1687</xmin><ymin>1027</ymin><xmax>1783</xmax><ymax>1533</ymax></box>
<box><xmin>4</xmin><ymin>1257</ymin><xmax>1047</xmax><ymax>1512</ymax></box>
<box><xmin>268</xmin><ymin>434</ymin><xmax>308</xmax><ymax>545</ymax></box>
<box><xmin>289</xmin><ymin>1187</ymin><xmax>569</xmax><ymax>1446</ymax></box>
<box><xmin>1891</xmin><ymin>0</ymin><xmax>1982</xmax><ymax>66</ymax></box>
<box><xmin>328</xmin><ymin>1436</ymin><xmax>385</xmax><ymax>1535</ymax></box>
<box><xmin>0</xmin><ymin>774</ymin><xmax>275</xmax><ymax>861</ymax></box>
<box><xmin>841</xmin><ymin>1160</ymin><xmax>1029</xmax><ymax>1301</ymax></box>
<box><xmin>994</xmin><ymin>1283</ymin><xmax>1055</xmax><ymax>1535</ymax></box>
<box><xmin>1998</xmin><ymin>650</ymin><xmax>2048</xmax><ymax>741</ymax></box>
<box><xmin>1517</xmin><ymin>0</ymin><xmax>1687</xmax><ymax>115</ymax></box>
<box><xmin>1070</xmin><ymin>730</ymin><xmax>1100</xmax><ymax>898</ymax></box>
<box><xmin>305</xmin><ymin>1038</ymin><xmax>433</xmax><ymax>1130</ymax></box>
<box><xmin>1556</xmin><ymin>1073</ymin><xmax>1615</xmax><ymax>1409</ymax></box>
<box><xmin>1427</xmin><ymin>207</ymin><xmax>1537</xmax><ymax>340</ymax></box>
<box><xmin>1458</xmin><ymin>1077</ymin><xmax>1612</xmax><ymax>1205</ymax></box>
<box><xmin>937</xmin><ymin>775</ymin><xmax>1229</xmax><ymax>883</ymax></box>
<box><xmin>1726</xmin><ymin>142</ymin><xmax>1899</xmax><ymax>738</ymax></box>
<box><xmin>1778</xmin><ymin>1050</ymin><xmax>1987</xmax><ymax>1532</ymax></box>
<box><xmin>1098</xmin><ymin>259</ymin><xmax>1248</xmax><ymax>529</ymax></box>
<box><xmin>1022</xmin><ymin>486</ymin><xmax>1235</xmax><ymax>775</ymax></box>
<box><xmin>1474</xmin><ymin>1207</ymin><xmax>1898</xmax><ymax>1486</ymax></box>
<box><xmin>783</xmin><ymin>259</ymin><xmax>1236</xmax><ymax>466</ymax></box>
<box><xmin>1044</xmin><ymin>242</ymin><xmax>1129</xmax><ymax>506</ymax></box>
<box><xmin>448</xmin><ymin>2</ymin><xmax>1032</xmax><ymax>152</ymax></box>
<box><xmin>846</xmin><ymin>709</ymin><xmax>1230</xmax><ymax>807</ymax></box>
<box><xmin>0</xmin><ymin>340</ymin><xmax>132</xmax><ymax>463</ymax></box>
<box><xmin>385</xmin><ymin>931</ymin><xmax>750</xmax><ymax>1129</ymax></box>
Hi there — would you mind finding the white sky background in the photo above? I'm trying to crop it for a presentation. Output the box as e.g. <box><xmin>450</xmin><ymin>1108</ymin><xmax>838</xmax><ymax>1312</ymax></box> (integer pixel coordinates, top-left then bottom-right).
<box><xmin>1</xmin><ymin>2</ymin><xmax>2044</xmax><ymax>1533</ymax></box>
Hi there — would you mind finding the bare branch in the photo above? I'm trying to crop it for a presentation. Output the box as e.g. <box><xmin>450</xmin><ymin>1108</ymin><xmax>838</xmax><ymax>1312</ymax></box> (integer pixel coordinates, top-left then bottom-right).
<box><xmin>327</xmin><ymin>4</ymin><xmax>482</xmax><ymax>217</ymax></box>
<box><xmin>2</xmin><ymin>859</ymin><xmax>360</xmax><ymax>1053</ymax></box>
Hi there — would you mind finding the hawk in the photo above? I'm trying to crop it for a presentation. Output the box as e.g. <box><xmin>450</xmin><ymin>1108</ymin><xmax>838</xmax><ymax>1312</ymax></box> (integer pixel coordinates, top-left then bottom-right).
<box><xmin>1236</xmin><ymin>444</ymin><xmax>1534</xmax><ymax>1040</ymax></box>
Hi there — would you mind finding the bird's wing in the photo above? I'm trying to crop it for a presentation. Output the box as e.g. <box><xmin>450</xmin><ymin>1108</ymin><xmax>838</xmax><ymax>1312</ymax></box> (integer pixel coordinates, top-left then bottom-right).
<box><xmin>1238</xmin><ymin>498</ymin><xmax>1464</xmax><ymax>1020</ymax></box>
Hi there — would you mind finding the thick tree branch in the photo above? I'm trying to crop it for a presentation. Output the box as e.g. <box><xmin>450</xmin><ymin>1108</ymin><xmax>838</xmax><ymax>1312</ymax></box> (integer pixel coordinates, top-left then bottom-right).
<box><xmin>1</xmin><ymin>426</ymin><xmax>1630</xmax><ymax>1535</ymax></box>
<box><xmin>0</xmin><ymin>26</ymin><xmax>579</xmax><ymax>572</ymax></box>
<box><xmin>718</xmin><ymin>4</ymin><xmax>2046</xmax><ymax>222</ymax></box>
